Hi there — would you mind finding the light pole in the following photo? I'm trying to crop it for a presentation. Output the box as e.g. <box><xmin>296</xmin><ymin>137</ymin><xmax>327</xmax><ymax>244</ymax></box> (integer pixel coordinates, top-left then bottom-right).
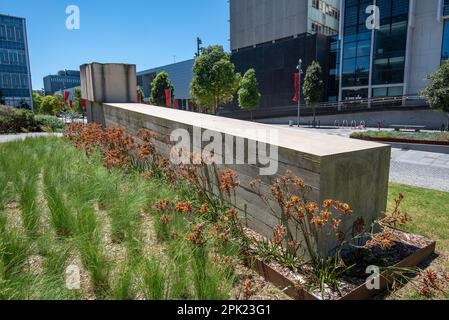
<box><xmin>297</xmin><ymin>59</ymin><xmax>303</xmax><ymax>128</ymax></box>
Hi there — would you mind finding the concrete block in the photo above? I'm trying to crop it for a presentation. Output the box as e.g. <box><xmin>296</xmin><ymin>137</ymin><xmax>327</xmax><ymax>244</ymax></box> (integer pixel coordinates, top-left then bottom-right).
<box><xmin>89</xmin><ymin>102</ymin><xmax>391</xmax><ymax>256</ymax></box>
<box><xmin>80</xmin><ymin>63</ymin><xmax>137</xmax><ymax>104</ymax></box>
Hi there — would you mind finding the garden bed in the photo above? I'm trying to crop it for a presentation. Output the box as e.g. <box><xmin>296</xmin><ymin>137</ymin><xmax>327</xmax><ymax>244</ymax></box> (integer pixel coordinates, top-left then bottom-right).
<box><xmin>351</xmin><ymin>131</ymin><xmax>449</xmax><ymax>146</ymax></box>
<box><xmin>244</xmin><ymin>228</ymin><xmax>436</xmax><ymax>300</ymax></box>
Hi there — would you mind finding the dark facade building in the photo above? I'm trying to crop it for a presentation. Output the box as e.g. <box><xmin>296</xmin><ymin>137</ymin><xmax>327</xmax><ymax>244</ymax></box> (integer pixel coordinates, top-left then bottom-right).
<box><xmin>229</xmin><ymin>34</ymin><xmax>331</xmax><ymax>116</ymax></box>
<box><xmin>43</xmin><ymin>70</ymin><xmax>81</xmax><ymax>95</ymax></box>
<box><xmin>0</xmin><ymin>14</ymin><xmax>33</xmax><ymax>108</ymax></box>
<box><xmin>227</xmin><ymin>0</ymin><xmax>341</xmax><ymax>117</ymax></box>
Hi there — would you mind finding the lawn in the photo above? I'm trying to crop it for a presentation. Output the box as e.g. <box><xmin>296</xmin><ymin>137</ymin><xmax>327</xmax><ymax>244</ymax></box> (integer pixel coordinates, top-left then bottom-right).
<box><xmin>387</xmin><ymin>183</ymin><xmax>449</xmax><ymax>300</ymax></box>
<box><xmin>351</xmin><ymin>130</ymin><xmax>449</xmax><ymax>143</ymax></box>
<box><xmin>0</xmin><ymin>136</ymin><xmax>285</xmax><ymax>300</ymax></box>
<box><xmin>0</xmin><ymin>135</ymin><xmax>447</xmax><ymax>300</ymax></box>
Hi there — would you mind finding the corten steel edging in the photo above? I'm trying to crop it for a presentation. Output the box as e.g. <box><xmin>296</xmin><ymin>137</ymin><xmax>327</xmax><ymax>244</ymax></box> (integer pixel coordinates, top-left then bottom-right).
<box><xmin>352</xmin><ymin>136</ymin><xmax>449</xmax><ymax>146</ymax></box>
<box><xmin>245</xmin><ymin>238</ymin><xmax>436</xmax><ymax>301</ymax></box>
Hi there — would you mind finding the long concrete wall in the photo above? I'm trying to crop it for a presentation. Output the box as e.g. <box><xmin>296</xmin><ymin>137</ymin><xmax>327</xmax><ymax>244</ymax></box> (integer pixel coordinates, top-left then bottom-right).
<box><xmin>87</xmin><ymin>102</ymin><xmax>391</xmax><ymax>255</ymax></box>
<box><xmin>82</xmin><ymin>62</ymin><xmax>391</xmax><ymax>256</ymax></box>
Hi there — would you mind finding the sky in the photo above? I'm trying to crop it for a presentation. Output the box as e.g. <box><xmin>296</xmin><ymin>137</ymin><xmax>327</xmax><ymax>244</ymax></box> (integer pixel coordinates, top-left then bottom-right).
<box><xmin>1</xmin><ymin>0</ymin><xmax>230</xmax><ymax>90</ymax></box>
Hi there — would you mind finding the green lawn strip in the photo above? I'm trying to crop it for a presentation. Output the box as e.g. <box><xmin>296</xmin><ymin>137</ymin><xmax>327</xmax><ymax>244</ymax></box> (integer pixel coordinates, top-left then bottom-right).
<box><xmin>351</xmin><ymin>130</ymin><xmax>449</xmax><ymax>143</ymax></box>
<box><xmin>387</xmin><ymin>183</ymin><xmax>449</xmax><ymax>300</ymax></box>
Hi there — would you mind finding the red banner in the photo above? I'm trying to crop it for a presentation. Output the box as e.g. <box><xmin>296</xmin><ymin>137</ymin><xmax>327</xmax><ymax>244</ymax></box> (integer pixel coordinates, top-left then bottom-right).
<box><xmin>165</xmin><ymin>88</ymin><xmax>171</xmax><ymax>107</ymax></box>
<box><xmin>69</xmin><ymin>100</ymin><xmax>73</xmax><ymax>109</ymax></box>
<box><xmin>81</xmin><ymin>99</ymin><xmax>86</xmax><ymax>110</ymax></box>
<box><xmin>64</xmin><ymin>91</ymin><xmax>70</xmax><ymax>102</ymax></box>
<box><xmin>293</xmin><ymin>72</ymin><xmax>299</xmax><ymax>103</ymax></box>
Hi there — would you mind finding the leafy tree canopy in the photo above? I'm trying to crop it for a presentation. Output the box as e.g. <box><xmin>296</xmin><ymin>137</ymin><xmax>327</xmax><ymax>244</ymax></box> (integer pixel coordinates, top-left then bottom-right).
<box><xmin>421</xmin><ymin>60</ymin><xmax>449</xmax><ymax>114</ymax></box>
<box><xmin>190</xmin><ymin>45</ymin><xmax>241</xmax><ymax>114</ymax></box>
<box><xmin>151</xmin><ymin>72</ymin><xmax>175</xmax><ymax>107</ymax></box>
<box><xmin>303</xmin><ymin>60</ymin><xmax>324</xmax><ymax>106</ymax></box>
<box><xmin>238</xmin><ymin>69</ymin><xmax>260</xmax><ymax>111</ymax></box>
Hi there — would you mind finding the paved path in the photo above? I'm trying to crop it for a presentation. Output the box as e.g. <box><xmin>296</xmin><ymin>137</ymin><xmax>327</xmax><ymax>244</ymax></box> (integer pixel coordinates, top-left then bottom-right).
<box><xmin>0</xmin><ymin>133</ymin><xmax>63</xmax><ymax>144</ymax></box>
<box><xmin>390</xmin><ymin>149</ymin><xmax>449</xmax><ymax>192</ymax></box>
<box><xmin>275</xmin><ymin>126</ymin><xmax>449</xmax><ymax>192</ymax></box>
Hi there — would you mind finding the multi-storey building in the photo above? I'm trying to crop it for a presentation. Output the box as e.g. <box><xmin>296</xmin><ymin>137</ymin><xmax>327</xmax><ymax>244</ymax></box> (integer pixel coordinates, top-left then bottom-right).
<box><xmin>0</xmin><ymin>14</ymin><xmax>33</xmax><ymax>109</ymax></box>
<box><xmin>230</xmin><ymin>0</ymin><xmax>340</xmax><ymax>51</ymax></box>
<box><xmin>228</xmin><ymin>0</ymin><xmax>341</xmax><ymax>115</ymax></box>
<box><xmin>43</xmin><ymin>70</ymin><xmax>81</xmax><ymax>95</ymax></box>
<box><xmin>137</xmin><ymin>59</ymin><xmax>194</xmax><ymax>110</ymax></box>
<box><xmin>338</xmin><ymin>0</ymin><xmax>449</xmax><ymax>101</ymax></box>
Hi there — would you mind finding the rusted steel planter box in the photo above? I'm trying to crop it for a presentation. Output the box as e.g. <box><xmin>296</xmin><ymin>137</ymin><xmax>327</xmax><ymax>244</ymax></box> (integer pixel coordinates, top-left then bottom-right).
<box><xmin>245</xmin><ymin>237</ymin><xmax>436</xmax><ymax>300</ymax></box>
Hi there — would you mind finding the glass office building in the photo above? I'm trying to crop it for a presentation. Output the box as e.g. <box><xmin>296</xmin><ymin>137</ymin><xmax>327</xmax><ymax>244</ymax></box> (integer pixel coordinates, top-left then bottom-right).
<box><xmin>443</xmin><ymin>0</ymin><xmax>449</xmax><ymax>63</ymax></box>
<box><xmin>0</xmin><ymin>14</ymin><xmax>32</xmax><ymax>108</ymax></box>
<box><xmin>338</xmin><ymin>0</ymin><xmax>449</xmax><ymax>102</ymax></box>
<box><xmin>43</xmin><ymin>70</ymin><xmax>81</xmax><ymax>95</ymax></box>
<box><xmin>339</xmin><ymin>0</ymin><xmax>409</xmax><ymax>100</ymax></box>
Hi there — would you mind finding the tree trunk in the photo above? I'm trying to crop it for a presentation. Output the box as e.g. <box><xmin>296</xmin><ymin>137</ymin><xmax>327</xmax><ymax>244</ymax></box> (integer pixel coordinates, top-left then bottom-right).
<box><xmin>214</xmin><ymin>97</ymin><xmax>219</xmax><ymax>115</ymax></box>
<box><xmin>313</xmin><ymin>105</ymin><xmax>316</xmax><ymax>128</ymax></box>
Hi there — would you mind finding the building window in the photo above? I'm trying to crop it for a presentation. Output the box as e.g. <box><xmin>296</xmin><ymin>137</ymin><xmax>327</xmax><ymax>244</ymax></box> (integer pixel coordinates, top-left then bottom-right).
<box><xmin>372</xmin><ymin>0</ymin><xmax>409</xmax><ymax>85</ymax></box>
<box><xmin>444</xmin><ymin>0</ymin><xmax>449</xmax><ymax>17</ymax></box>
<box><xmin>0</xmin><ymin>25</ymin><xmax>6</xmax><ymax>39</ymax></box>
<box><xmin>342</xmin><ymin>88</ymin><xmax>369</xmax><ymax>100</ymax></box>
<box><xmin>442</xmin><ymin>20</ymin><xmax>449</xmax><ymax>63</ymax></box>
<box><xmin>342</xmin><ymin>0</ymin><xmax>374</xmax><ymax>88</ymax></box>
<box><xmin>372</xmin><ymin>86</ymin><xmax>403</xmax><ymax>97</ymax></box>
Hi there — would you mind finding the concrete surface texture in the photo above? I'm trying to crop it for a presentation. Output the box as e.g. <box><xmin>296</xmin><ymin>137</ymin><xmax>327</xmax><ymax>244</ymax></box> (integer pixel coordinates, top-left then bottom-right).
<box><xmin>80</xmin><ymin>63</ymin><xmax>137</xmax><ymax>104</ymax></box>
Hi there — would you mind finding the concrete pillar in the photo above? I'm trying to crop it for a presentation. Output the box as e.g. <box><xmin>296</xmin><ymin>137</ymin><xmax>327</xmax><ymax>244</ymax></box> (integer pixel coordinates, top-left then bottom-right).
<box><xmin>80</xmin><ymin>63</ymin><xmax>137</xmax><ymax>104</ymax></box>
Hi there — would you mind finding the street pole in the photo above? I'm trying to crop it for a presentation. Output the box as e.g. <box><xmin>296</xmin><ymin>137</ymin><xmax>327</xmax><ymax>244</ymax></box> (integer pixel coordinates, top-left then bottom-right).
<box><xmin>297</xmin><ymin>59</ymin><xmax>303</xmax><ymax>128</ymax></box>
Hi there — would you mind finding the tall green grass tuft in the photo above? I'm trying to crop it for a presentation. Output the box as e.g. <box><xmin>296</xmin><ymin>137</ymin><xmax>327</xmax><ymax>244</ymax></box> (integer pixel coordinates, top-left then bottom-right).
<box><xmin>112</xmin><ymin>266</ymin><xmax>136</xmax><ymax>300</ymax></box>
<box><xmin>43</xmin><ymin>170</ymin><xmax>74</xmax><ymax>238</ymax></box>
<box><xmin>75</xmin><ymin>203</ymin><xmax>110</xmax><ymax>296</ymax></box>
<box><xmin>17</xmin><ymin>171</ymin><xmax>40</xmax><ymax>236</ymax></box>
<box><xmin>143</xmin><ymin>256</ymin><xmax>168</xmax><ymax>300</ymax></box>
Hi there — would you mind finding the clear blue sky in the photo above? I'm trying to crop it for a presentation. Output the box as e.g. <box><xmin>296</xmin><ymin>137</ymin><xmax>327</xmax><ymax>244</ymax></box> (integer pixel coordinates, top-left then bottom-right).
<box><xmin>1</xmin><ymin>0</ymin><xmax>230</xmax><ymax>90</ymax></box>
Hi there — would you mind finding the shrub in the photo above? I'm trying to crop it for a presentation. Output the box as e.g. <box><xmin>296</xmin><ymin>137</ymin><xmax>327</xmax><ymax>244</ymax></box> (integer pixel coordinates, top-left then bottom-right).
<box><xmin>0</xmin><ymin>105</ymin><xmax>38</xmax><ymax>134</ymax></box>
<box><xmin>34</xmin><ymin>115</ymin><xmax>65</xmax><ymax>132</ymax></box>
<box><xmin>0</xmin><ymin>105</ymin><xmax>64</xmax><ymax>134</ymax></box>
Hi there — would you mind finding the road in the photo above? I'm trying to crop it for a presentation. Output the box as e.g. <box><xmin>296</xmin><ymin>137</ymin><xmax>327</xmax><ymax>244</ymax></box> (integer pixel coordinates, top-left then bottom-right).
<box><xmin>277</xmin><ymin>126</ymin><xmax>449</xmax><ymax>193</ymax></box>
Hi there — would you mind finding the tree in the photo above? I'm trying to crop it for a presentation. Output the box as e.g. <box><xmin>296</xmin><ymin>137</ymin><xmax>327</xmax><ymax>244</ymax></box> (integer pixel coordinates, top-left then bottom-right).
<box><xmin>150</xmin><ymin>72</ymin><xmax>175</xmax><ymax>107</ymax></box>
<box><xmin>421</xmin><ymin>60</ymin><xmax>449</xmax><ymax>131</ymax></box>
<box><xmin>137</xmin><ymin>85</ymin><xmax>145</xmax><ymax>103</ymax></box>
<box><xmin>190</xmin><ymin>45</ymin><xmax>241</xmax><ymax>114</ymax></box>
<box><xmin>302</xmin><ymin>61</ymin><xmax>324</xmax><ymax>127</ymax></box>
<box><xmin>238</xmin><ymin>69</ymin><xmax>260</xmax><ymax>121</ymax></box>
<box><xmin>0</xmin><ymin>90</ymin><xmax>5</xmax><ymax>105</ymax></box>
<box><xmin>32</xmin><ymin>92</ymin><xmax>43</xmax><ymax>113</ymax></box>
<box><xmin>73</xmin><ymin>87</ymin><xmax>82</xmax><ymax>113</ymax></box>
<box><xmin>41</xmin><ymin>95</ymin><xmax>61</xmax><ymax>115</ymax></box>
